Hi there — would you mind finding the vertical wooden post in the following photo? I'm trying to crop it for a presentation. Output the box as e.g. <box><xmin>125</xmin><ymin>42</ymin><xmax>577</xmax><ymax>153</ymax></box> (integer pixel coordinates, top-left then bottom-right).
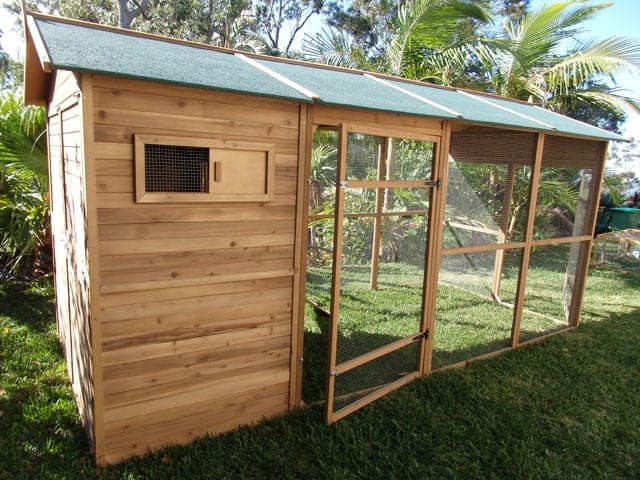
<box><xmin>79</xmin><ymin>74</ymin><xmax>105</xmax><ymax>463</ymax></box>
<box><xmin>383</xmin><ymin>138</ymin><xmax>395</xmax><ymax>210</ymax></box>
<box><xmin>369</xmin><ymin>138</ymin><xmax>387</xmax><ymax>289</ymax></box>
<box><xmin>290</xmin><ymin>104</ymin><xmax>313</xmax><ymax>407</ymax></box>
<box><xmin>491</xmin><ymin>162</ymin><xmax>516</xmax><ymax>301</ymax></box>
<box><xmin>568</xmin><ymin>141</ymin><xmax>608</xmax><ymax>326</ymax></box>
<box><xmin>511</xmin><ymin>133</ymin><xmax>544</xmax><ymax>348</ymax></box>
<box><xmin>420</xmin><ymin>122</ymin><xmax>451</xmax><ymax>375</ymax></box>
<box><xmin>325</xmin><ymin>123</ymin><xmax>348</xmax><ymax>423</ymax></box>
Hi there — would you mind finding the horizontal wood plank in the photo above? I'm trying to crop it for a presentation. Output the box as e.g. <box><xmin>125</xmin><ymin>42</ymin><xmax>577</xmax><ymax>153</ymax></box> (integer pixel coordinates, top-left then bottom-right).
<box><xmin>97</xmin><ymin>205</ymin><xmax>295</xmax><ymax>225</ymax></box>
<box><xmin>95</xmin><ymin>107</ymin><xmax>298</xmax><ymax>141</ymax></box>
<box><xmin>99</xmin><ymin>245</ymin><xmax>293</xmax><ymax>272</ymax></box>
<box><xmin>99</xmin><ymin>232</ymin><xmax>294</xmax><ymax>255</ymax></box>
<box><xmin>101</xmin><ymin>299</ymin><xmax>293</xmax><ymax>341</ymax></box>
<box><xmin>103</xmin><ymin>365</ymin><xmax>290</xmax><ymax>422</ymax></box>
<box><xmin>102</xmin><ymin>382</ymin><xmax>288</xmax><ymax>463</ymax></box>
<box><xmin>93</xmin><ymin>87</ymin><xmax>298</xmax><ymax>129</ymax></box>
<box><xmin>93</xmin><ymin>124</ymin><xmax>299</xmax><ymax>155</ymax></box>
<box><xmin>101</xmin><ymin>283</ymin><xmax>292</xmax><ymax>322</ymax></box>
<box><xmin>102</xmin><ymin>321</ymin><xmax>290</xmax><ymax>368</ymax></box>
<box><xmin>100</xmin><ymin>263</ymin><xmax>293</xmax><ymax>304</ymax></box>
<box><xmin>92</xmin><ymin>74</ymin><xmax>300</xmax><ymax>113</ymax></box>
<box><xmin>102</xmin><ymin>311</ymin><xmax>292</xmax><ymax>352</ymax></box>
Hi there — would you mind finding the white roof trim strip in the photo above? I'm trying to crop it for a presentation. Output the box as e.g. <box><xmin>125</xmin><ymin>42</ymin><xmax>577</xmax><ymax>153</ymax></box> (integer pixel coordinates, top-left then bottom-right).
<box><xmin>235</xmin><ymin>53</ymin><xmax>320</xmax><ymax>100</ymax></box>
<box><xmin>531</xmin><ymin>105</ymin><xmax>623</xmax><ymax>138</ymax></box>
<box><xmin>456</xmin><ymin>90</ymin><xmax>556</xmax><ymax>130</ymax></box>
<box><xmin>365</xmin><ymin>74</ymin><xmax>463</xmax><ymax>118</ymax></box>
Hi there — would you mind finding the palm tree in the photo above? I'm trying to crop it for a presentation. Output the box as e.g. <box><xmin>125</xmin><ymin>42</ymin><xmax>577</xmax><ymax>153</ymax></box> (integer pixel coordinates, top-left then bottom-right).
<box><xmin>0</xmin><ymin>92</ymin><xmax>49</xmax><ymax>277</ymax></box>
<box><xmin>303</xmin><ymin>0</ymin><xmax>491</xmax><ymax>80</ymax></box>
<box><xmin>474</xmin><ymin>1</ymin><xmax>640</xmax><ymax>115</ymax></box>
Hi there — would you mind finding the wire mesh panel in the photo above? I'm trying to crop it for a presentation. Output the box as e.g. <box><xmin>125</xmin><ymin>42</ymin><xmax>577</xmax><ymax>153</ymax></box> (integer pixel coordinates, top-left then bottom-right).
<box><xmin>344</xmin><ymin>188</ymin><xmax>376</xmax><ymax>214</ymax></box>
<box><xmin>533</xmin><ymin>136</ymin><xmax>601</xmax><ymax>240</ymax></box>
<box><xmin>345</xmin><ymin>133</ymin><xmax>384</xmax><ymax>181</ymax></box>
<box><xmin>306</xmin><ymin>218</ymin><xmax>334</xmax><ymax>310</ymax></box>
<box><xmin>308</xmin><ymin>130</ymin><xmax>338</xmax><ymax>217</ymax></box>
<box><xmin>519</xmin><ymin>242</ymin><xmax>583</xmax><ymax>342</ymax></box>
<box><xmin>388</xmin><ymin>138</ymin><xmax>433</xmax><ymax>181</ymax></box>
<box><xmin>335</xmin><ymin>215</ymin><xmax>426</xmax><ymax>364</ymax></box>
<box><xmin>433</xmin><ymin>249</ymin><xmax>521</xmax><ymax>369</ymax></box>
<box><xmin>444</xmin><ymin>127</ymin><xmax>536</xmax><ymax>249</ymax></box>
<box><xmin>333</xmin><ymin>342</ymin><xmax>418</xmax><ymax>411</ymax></box>
<box><xmin>534</xmin><ymin>167</ymin><xmax>595</xmax><ymax>239</ymax></box>
<box><xmin>382</xmin><ymin>188</ymin><xmax>430</xmax><ymax>213</ymax></box>
<box><xmin>144</xmin><ymin>144</ymin><xmax>209</xmax><ymax>193</ymax></box>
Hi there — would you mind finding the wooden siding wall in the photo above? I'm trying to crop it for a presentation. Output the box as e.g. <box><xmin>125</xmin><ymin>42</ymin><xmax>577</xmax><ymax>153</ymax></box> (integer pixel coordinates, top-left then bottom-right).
<box><xmin>89</xmin><ymin>75</ymin><xmax>300</xmax><ymax>463</ymax></box>
<box><xmin>47</xmin><ymin>71</ymin><xmax>95</xmax><ymax>445</ymax></box>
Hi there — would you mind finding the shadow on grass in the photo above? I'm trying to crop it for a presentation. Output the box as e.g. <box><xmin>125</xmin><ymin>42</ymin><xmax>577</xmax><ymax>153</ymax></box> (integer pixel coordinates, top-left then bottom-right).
<box><xmin>0</xmin><ymin>278</ymin><xmax>96</xmax><ymax>480</ymax></box>
<box><xmin>0</xmin><ymin>277</ymin><xmax>55</xmax><ymax>333</ymax></box>
<box><xmin>302</xmin><ymin>298</ymin><xmax>517</xmax><ymax>403</ymax></box>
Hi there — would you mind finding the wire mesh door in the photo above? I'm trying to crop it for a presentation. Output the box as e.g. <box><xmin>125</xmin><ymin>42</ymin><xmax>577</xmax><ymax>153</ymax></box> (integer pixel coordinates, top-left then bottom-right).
<box><xmin>325</xmin><ymin>124</ymin><xmax>439</xmax><ymax>423</ymax></box>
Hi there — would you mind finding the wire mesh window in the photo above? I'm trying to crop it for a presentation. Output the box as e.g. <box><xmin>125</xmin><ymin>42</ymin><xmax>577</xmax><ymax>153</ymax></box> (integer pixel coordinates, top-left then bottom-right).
<box><xmin>144</xmin><ymin>144</ymin><xmax>209</xmax><ymax>193</ymax></box>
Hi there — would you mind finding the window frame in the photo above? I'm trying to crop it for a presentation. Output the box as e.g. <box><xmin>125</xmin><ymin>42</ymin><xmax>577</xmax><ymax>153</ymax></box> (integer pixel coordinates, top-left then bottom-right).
<box><xmin>134</xmin><ymin>134</ymin><xmax>275</xmax><ymax>203</ymax></box>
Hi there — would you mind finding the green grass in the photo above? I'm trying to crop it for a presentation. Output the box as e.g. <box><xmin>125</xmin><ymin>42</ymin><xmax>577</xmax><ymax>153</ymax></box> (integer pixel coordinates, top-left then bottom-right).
<box><xmin>1</xmin><ymin>264</ymin><xmax>640</xmax><ymax>478</ymax></box>
<box><xmin>303</xmin><ymin>249</ymin><xmax>576</xmax><ymax>402</ymax></box>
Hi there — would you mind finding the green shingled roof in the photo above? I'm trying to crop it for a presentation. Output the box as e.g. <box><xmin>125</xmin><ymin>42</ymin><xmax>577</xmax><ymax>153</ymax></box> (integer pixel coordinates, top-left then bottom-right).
<box><xmin>33</xmin><ymin>17</ymin><xmax>309</xmax><ymax>102</ymax></box>
<box><xmin>255</xmin><ymin>58</ymin><xmax>459</xmax><ymax>119</ymax></box>
<box><xmin>30</xmin><ymin>15</ymin><xmax>624</xmax><ymax>142</ymax></box>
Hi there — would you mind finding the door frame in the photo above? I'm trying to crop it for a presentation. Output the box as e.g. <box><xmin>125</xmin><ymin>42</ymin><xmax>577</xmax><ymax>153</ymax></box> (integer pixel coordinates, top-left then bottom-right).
<box><xmin>309</xmin><ymin>121</ymin><xmax>450</xmax><ymax>423</ymax></box>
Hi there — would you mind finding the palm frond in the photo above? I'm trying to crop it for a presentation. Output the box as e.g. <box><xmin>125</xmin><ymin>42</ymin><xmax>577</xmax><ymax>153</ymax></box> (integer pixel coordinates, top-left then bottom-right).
<box><xmin>559</xmin><ymin>89</ymin><xmax>640</xmax><ymax>116</ymax></box>
<box><xmin>546</xmin><ymin>37</ymin><xmax>640</xmax><ymax>96</ymax></box>
<box><xmin>388</xmin><ymin>0</ymin><xmax>490</xmax><ymax>76</ymax></box>
<box><xmin>302</xmin><ymin>28</ymin><xmax>370</xmax><ymax>69</ymax></box>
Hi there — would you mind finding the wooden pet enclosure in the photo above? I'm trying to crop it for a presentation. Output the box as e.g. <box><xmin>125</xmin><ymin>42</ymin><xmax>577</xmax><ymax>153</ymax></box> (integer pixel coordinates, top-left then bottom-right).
<box><xmin>23</xmin><ymin>11</ymin><xmax>622</xmax><ymax>465</ymax></box>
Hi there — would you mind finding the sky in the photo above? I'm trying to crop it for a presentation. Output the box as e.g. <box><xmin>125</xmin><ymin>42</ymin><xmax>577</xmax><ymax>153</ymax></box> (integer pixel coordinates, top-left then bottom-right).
<box><xmin>1</xmin><ymin>0</ymin><xmax>639</xmax><ymax>139</ymax></box>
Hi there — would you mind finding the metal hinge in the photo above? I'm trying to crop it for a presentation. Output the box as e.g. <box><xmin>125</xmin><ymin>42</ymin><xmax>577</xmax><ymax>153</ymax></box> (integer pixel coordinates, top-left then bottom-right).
<box><xmin>424</xmin><ymin>179</ymin><xmax>441</xmax><ymax>189</ymax></box>
<box><xmin>330</xmin><ymin>370</ymin><xmax>340</xmax><ymax>377</ymax></box>
<box><xmin>339</xmin><ymin>181</ymin><xmax>349</xmax><ymax>188</ymax></box>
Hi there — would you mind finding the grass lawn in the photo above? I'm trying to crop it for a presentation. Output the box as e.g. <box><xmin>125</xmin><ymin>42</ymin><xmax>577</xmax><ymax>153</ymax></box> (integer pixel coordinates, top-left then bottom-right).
<box><xmin>303</xmin><ymin>247</ymin><xmax>578</xmax><ymax>405</ymax></box>
<box><xmin>1</xmin><ymin>261</ymin><xmax>640</xmax><ymax>478</ymax></box>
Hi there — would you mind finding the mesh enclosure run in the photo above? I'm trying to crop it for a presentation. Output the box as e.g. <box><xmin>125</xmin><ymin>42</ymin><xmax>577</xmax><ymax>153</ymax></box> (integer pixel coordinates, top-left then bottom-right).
<box><xmin>519</xmin><ymin>242</ymin><xmax>583</xmax><ymax>342</ymax></box>
<box><xmin>346</xmin><ymin>134</ymin><xmax>434</xmax><ymax>182</ymax></box>
<box><xmin>433</xmin><ymin>249</ymin><xmax>521</xmax><ymax>369</ymax></box>
<box><xmin>144</xmin><ymin>144</ymin><xmax>209</xmax><ymax>193</ymax></box>
<box><xmin>444</xmin><ymin>127</ymin><xmax>536</xmax><ymax>248</ymax></box>
<box><xmin>592</xmin><ymin>231</ymin><xmax>640</xmax><ymax>274</ymax></box>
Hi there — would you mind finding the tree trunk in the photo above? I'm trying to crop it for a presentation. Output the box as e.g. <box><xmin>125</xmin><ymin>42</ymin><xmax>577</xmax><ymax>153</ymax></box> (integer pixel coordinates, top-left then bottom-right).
<box><xmin>117</xmin><ymin>0</ymin><xmax>148</xmax><ymax>28</ymax></box>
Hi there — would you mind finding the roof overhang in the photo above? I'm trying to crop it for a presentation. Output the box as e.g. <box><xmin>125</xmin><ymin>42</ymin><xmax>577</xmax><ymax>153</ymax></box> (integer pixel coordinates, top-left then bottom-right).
<box><xmin>24</xmin><ymin>14</ymin><xmax>52</xmax><ymax>106</ymax></box>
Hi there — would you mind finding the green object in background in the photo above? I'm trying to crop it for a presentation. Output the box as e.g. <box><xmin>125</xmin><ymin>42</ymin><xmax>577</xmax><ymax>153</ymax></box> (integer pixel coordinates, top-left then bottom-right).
<box><xmin>600</xmin><ymin>207</ymin><xmax>640</xmax><ymax>231</ymax></box>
